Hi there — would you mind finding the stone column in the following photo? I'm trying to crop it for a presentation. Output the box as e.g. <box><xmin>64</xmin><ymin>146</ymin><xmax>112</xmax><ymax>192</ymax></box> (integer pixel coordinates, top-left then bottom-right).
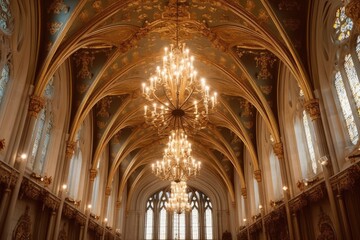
<box><xmin>46</xmin><ymin>211</ymin><xmax>56</xmax><ymax>240</ymax></box>
<box><xmin>337</xmin><ymin>192</ymin><xmax>352</xmax><ymax>240</ymax></box>
<box><xmin>53</xmin><ymin>185</ymin><xmax>67</xmax><ymax>239</ymax></box>
<box><xmin>304</xmin><ymin>99</ymin><xmax>342</xmax><ymax>239</ymax></box>
<box><xmin>83</xmin><ymin>169</ymin><xmax>97</xmax><ymax>240</ymax></box>
<box><xmin>113</xmin><ymin>200</ymin><xmax>121</xmax><ymax>235</ymax></box>
<box><xmin>291</xmin><ymin>213</ymin><xmax>301</xmax><ymax>240</ymax></box>
<box><xmin>273</xmin><ymin>142</ymin><xmax>294</xmax><ymax>240</ymax></box>
<box><xmin>101</xmin><ymin>187</ymin><xmax>111</xmax><ymax>221</ymax></box>
<box><xmin>0</xmin><ymin>175</ymin><xmax>12</xmax><ymax>229</ymax></box>
<box><xmin>0</xmin><ymin>95</ymin><xmax>45</xmax><ymax>240</ymax></box>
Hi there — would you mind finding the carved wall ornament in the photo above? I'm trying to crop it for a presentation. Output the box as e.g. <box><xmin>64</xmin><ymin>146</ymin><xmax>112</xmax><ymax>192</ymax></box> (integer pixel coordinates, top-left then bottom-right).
<box><xmin>65</xmin><ymin>141</ymin><xmax>76</xmax><ymax>160</ymax></box>
<box><xmin>48</xmin><ymin>0</ymin><xmax>70</xmax><ymax>14</ymax></box>
<box><xmin>162</xmin><ymin>1</ymin><xmax>190</xmax><ymax>20</ymax></box>
<box><xmin>48</xmin><ymin>21</ymin><xmax>63</xmax><ymax>35</ymax></box>
<box><xmin>96</xmin><ymin>97</ymin><xmax>113</xmax><ymax>118</ymax></box>
<box><xmin>316</xmin><ymin>208</ymin><xmax>336</xmax><ymax>240</ymax></box>
<box><xmin>0</xmin><ymin>138</ymin><xmax>4</xmax><ymax>151</ymax></box>
<box><xmin>105</xmin><ymin>186</ymin><xmax>112</xmax><ymax>196</ymax></box>
<box><xmin>346</xmin><ymin>0</ymin><xmax>360</xmax><ymax>31</ymax></box>
<box><xmin>118</xmin><ymin>26</ymin><xmax>151</xmax><ymax>53</ymax></box>
<box><xmin>254</xmin><ymin>169</ymin><xmax>262</xmax><ymax>182</ymax></box>
<box><xmin>74</xmin><ymin>50</ymin><xmax>95</xmax><ymax>80</ymax></box>
<box><xmin>30</xmin><ymin>172</ymin><xmax>52</xmax><ymax>187</ymax></box>
<box><xmin>12</xmin><ymin>205</ymin><xmax>32</xmax><ymax>240</ymax></box>
<box><xmin>28</xmin><ymin>95</ymin><xmax>45</xmax><ymax>118</ymax></box>
<box><xmin>0</xmin><ymin>0</ymin><xmax>14</xmax><ymax>35</ymax></box>
<box><xmin>43</xmin><ymin>192</ymin><xmax>59</xmax><ymax>211</ymax></box>
<box><xmin>58</xmin><ymin>223</ymin><xmax>68</xmax><ymax>240</ymax></box>
<box><xmin>304</xmin><ymin>99</ymin><xmax>321</xmax><ymax>120</ymax></box>
<box><xmin>245</xmin><ymin>0</ymin><xmax>256</xmax><ymax>12</ymax></box>
<box><xmin>90</xmin><ymin>168</ymin><xmax>98</xmax><ymax>181</ymax></box>
<box><xmin>260</xmin><ymin>85</ymin><xmax>273</xmax><ymax>95</ymax></box>
<box><xmin>239</xmin><ymin>99</ymin><xmax>254</xmax><ymax>117</ymax></box>
<box><xmin>273</xmin><ymin>142</ymin><xmax>284</xmax><ymax>159</ymax></box>
<box><xmin>63</xmin><ymin>203</ymin><xmax>76</xmax><ymax>219</ymax></box>
<box><xmin>65</xmin><ymin>197</ymin><xmax>81</xmax><ymax>206</ymax></box>
<box><xmin>255</xmin><ymin>52</ymin><xmax>277</xmax><ymax>80</ymax></box>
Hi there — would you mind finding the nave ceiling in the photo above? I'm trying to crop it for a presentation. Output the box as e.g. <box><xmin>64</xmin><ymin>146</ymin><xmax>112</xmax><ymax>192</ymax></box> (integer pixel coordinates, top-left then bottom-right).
<box><xmin>34</xmin><ymin>0</ymin><xmax>313</xmax><ymax>203</ymax></box>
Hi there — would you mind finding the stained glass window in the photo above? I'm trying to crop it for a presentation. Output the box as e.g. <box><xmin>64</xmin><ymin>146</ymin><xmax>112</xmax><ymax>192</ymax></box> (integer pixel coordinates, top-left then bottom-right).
<box><xmin>0</xmin><ymin>63</ymin><xmax>10</xmax><ymax>105</ymax></box>
<box><xmin>344</xmin><ymin>54</ymin><xmax>360</xmax><ymax>115</ymax></box>
<box><xmin>334</xmin><ymin>71</ymin><xmax>359</xmax><ymax>144</ymax></box>
<box><xmin>302</xmin><ymin>110</ymin><xmax>317</xmax><ymax>174</ymax></box>
<box><xmin>333</xmin><ymin>6</ymin><xmax>353</xmax><ymax>41</ymax></box>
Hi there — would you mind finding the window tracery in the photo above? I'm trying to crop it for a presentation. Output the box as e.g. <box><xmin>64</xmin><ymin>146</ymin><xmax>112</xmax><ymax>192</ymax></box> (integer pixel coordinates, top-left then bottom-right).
<box><xmin>344</xmin><ymin>54</ymin><xmax>360</xmax><ymax>115</ymax></box>
<box><xmin>333</xmin><ymin>6</ymin><xmax>353</xmax><ymax>42</ymax></box>
<box><xmin>0</xmin><ymin>63</ymin><xmax>9</xmax><ymax>105</ymax></box>
<box><xmin>144</xmin><ymin>187</ymin><xmax>213</xmax><ymax>240</ymax></box>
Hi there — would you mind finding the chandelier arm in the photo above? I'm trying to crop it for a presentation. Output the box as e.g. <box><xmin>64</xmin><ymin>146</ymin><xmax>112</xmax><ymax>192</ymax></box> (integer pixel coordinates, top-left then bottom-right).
<box><xmin>151</xmin><ymin>90</ymin><xmax>175</xmax><ymax>109</ymax></box>
<box><xmin>178</xmin><ymin>87</ymin><xmax>195</xmax><ymax>110</ymax></box>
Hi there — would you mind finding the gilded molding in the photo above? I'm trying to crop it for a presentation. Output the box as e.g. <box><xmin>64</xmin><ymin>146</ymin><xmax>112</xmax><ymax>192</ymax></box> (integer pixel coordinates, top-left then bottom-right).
<box><xmin>254</xmin><ymin>169</ymin><xmax>262</xmax><ymax>182</ymax></box>
<box><xmin>346</xmin><ymin>0</ymin><xmax>360</xmax><ymax>31</ymax></box>
<box><xmin>304</xmin><ymin>98</ymin><xmax>321</xmax><ymax>120</ymax></box>
<box><xmin>28</xmin><ymin>95</ymin><xmax>45</xmax><ymax>118</ymax></box>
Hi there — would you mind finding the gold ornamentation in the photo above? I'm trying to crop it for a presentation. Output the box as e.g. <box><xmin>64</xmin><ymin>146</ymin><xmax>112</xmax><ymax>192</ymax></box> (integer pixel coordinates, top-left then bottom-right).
<box><xmin>239</xmin><ymin>99</ymin><xmax>254</xmax><ymax>117</ymax></box>
<box><xmin>96</xmin><ymin>121</ymin><xmax>106</xmax><ymax>129</ymax></box>
<box><xmin>346</xmin><ymin>0</ymin><xmax>360</xmax><ymax>31</ymax></box>
<box><xmin>89</xmin><ymin>169</ymin><xmax>97</xmax><ymax>181</ymax></box>
<box><xmin>92</xmin><ymin>0</ymin><xmax>103</xmax><ymax>12</ymax></box>
<box><xmin>65</xmin><ymin>141</ymin><xmax>76</xmax><ymax>160</ymax></box>
<box><xmin>273</xmin><ymin>142</ymin><xmax>284</xmax><ymax>159</ymax></box>
<box><xmin>254</xmin><ymin>169</ymin><xmax>262</xmax><ymax>182</ymax></box>
<box><xmin>255</xmin><ymin>52</ymin><xmax>277</xmax><ymax>80</ymax></box>
<box><xmin>270</xmin><ymin>199</ymin><xmax>284</xmax><ymax>208</ymax></box>
<box><xmin>65</xmin><ymin>197</ymin><xmax>81</xmax><ymax>206</ymax></box>
<box><xmin>0</xmin><ymin>138</ymin><xmax>5</xmax><ymax>151</ymax></box>
<box><xmin>63</xmin><ymin>203</ymin><xmax>76</xmax><ymax>219</ymax></box>
<box><xmin>200</xmin><ymin>24</ymin><xmax>228</xmax><ymax>52</ymax></box>
<box><xmin>304</xmin><ymin>99</ymin><xmax>321</xmax><ymax>120</ymax></box>
<box><xmin>96</xmin><ymin>97</ymin><xmax>112</xmax><ymax>118</ymax></box>
<box><xmin>43</xmin><ymin>193</ymin><xmax>59</xmax><ymax>211</ymax></box>
<box><xmin>30</xmin><ymin>172</ymin><xmax>52</xmax><ymax>187</ymax></box>
<box><xmin>257</xmin><ymin>9</ymin><xmax>270</xmax><ymax>24</ymax></box>
<box><xmin>12</xmin><ymin>206</ymin><xmax>32</xmax><ymax>240</ymax></box>
<box><xmin>260</xmin><ymin>85</ymin><xmax>273</xmax><ymax>95</ymax></box>
<box><xmin>296</xmin><ymin>177</ymin><xmax>319</xmax><ymax>191</ymax></box>
<box><xmin>48</xmin><ymin>0</ymin><xmax>70</xmax><ymax>14</ymax></box>
<box><xmin>28</xmin><ymin>95</ymin><xmax>45</xmax><ymax>118</ymax></box>
<box><xmin>74</xmin><ymin>50</ymin><xmax>95</xmax><ymax>80</ymax></box>
<box><xmin>245</xmin><ymin>0</ymin><xmax>256</xmax><ymax>12</ymax></box>
<box><xmin>48</xmin><ymin>21</ymin><xmax>63</xmax><ymax>35</ymax></box>
<box><xmin>162</xmin><ymin>0</ymin><xmax>190</xmax><ymax>20</ymax></box>
<box><xmin>119</xmin><ymin>26</ymin><xmax>150</xmax><ymax>53</ymax></box>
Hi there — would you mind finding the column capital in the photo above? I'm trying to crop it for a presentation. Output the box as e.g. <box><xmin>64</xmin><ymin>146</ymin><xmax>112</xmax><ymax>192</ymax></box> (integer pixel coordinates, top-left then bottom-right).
<box><xmin>116</xmin><ymin>201</ymin><xmax>121</xmax><ymax>208</ymax></box>
<box><xmin>28</xmin><ymin>95</ymin><xmax>45</xmax><ymax>118</ymax></box>
<box><xmin>241</xmin><ymin>187</ymin><xmax>247</xmax><ymax>198</ymax></box>
<box><xmin>346</xmin><ymin>0</ymin><xmax>360</xmax><ymax>31</ymax></box>
<box><xmin>304</xmin><ymin>98</ymin><xmax>321</xmax><ymax>120</ymax></box>
<box><xmin>89</xmin><ymin>169</ymin><xmax>97</xmax><ymax>181</ymax></box>
<box><xmin>254</xmin><ymin>169</ymin><xmax>262</xmax><ymax>182</ymax></box>
<box><xmin>105</xmin><ymin>187</ymin><xmax>112</xmax><ymax>196</ymax></box>
<box><xmin>273</xmin><ymin>142</ymin><xmax>284</xmax><ymax>159</ymax></box>
<box><xmin>65</xmin><ymin>141</ymin><xmax>76</xmax><ymax>160</ymax></box>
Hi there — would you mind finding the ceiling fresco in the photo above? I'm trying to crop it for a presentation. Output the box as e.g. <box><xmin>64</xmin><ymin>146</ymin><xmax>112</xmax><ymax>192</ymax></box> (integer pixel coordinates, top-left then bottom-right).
<box><xmin>35</xmin><ymin>0</ymin><xmax>313</xmax><ymax>201</ymax></box>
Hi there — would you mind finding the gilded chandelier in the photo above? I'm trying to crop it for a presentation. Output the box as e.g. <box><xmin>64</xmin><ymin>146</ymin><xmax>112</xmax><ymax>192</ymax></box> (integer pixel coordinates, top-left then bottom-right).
<box><xmin>166</xmin><ymin>181</ymin><xmax>191</xmax><ymax>214</ymax></box>
<box><xmin>142</xmin><ymin>43</ymin><xmax>218</xmax><ymax>134</ymax></box>
<box><xmin>151</xmin><ymin>129</ymin><xmax>201</xmax><ymax>182</ymax></box>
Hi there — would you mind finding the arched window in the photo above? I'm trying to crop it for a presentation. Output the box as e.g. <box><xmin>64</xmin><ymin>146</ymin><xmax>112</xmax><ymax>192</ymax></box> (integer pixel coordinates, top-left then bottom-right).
<box><xmin>332</xmin><ymin>6</ymin><xmax>360</xmax><ymax>146</ymax></box>
<box><xmin>144</xmin><ymin>187</ymin><xmax>213</xmax><ymax>240</ymax></box>
<box><xmin>27</xmin><ymin>78</ymin><xmax>54</xmax><ymax>174</ymax></box>
<box><xmin>0</xmin><ymin>63</ymin><xmax>10</xmax><ymax>105</ymax></box>
<box><xmin>302</xmin><ymin>110</ymin><xmax>317</xmax><ymax>174</ymax></box>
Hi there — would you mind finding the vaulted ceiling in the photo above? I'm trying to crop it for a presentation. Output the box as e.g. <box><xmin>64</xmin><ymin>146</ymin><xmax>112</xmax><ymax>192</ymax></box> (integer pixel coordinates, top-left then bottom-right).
<box><xmin>35</xmin><ymin>0</ymin><xmax>314</xmax><ymax>202</ymax></box>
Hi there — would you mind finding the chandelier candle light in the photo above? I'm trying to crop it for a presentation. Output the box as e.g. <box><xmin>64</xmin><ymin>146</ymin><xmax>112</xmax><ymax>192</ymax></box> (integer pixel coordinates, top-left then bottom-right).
<box><xmin>142</xmin><ymin>43</ymin><xmax>218</xmax><ymax>134</ymax></box>
<box><xmin>166</xmin><ymin>181</ymin><xmax>191</xmax><ymax>214</ymax></box>
<box><xmin>152</xmin><ymin>129</ymin><xmax>201</xmax><ymax>182</ymax></box>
